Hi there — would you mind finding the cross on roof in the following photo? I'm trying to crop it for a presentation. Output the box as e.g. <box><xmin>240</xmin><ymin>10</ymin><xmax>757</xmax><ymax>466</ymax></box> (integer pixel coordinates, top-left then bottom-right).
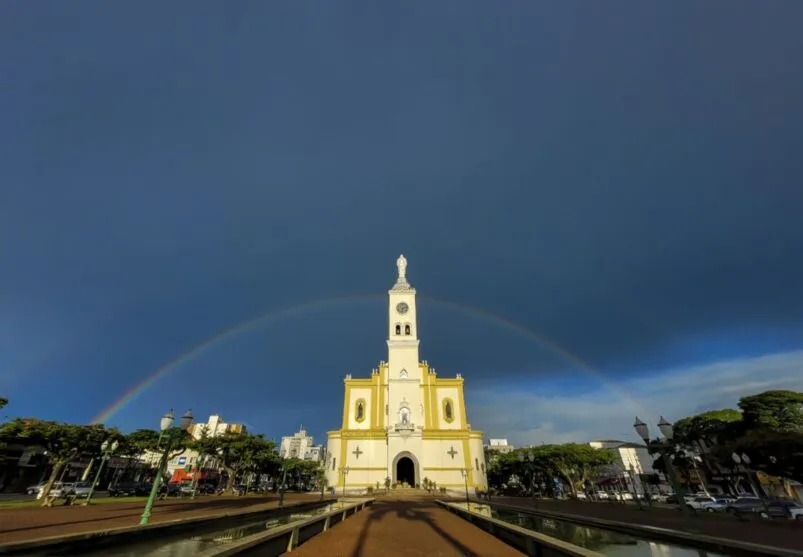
<box><xmin>447</xmin><ymin>446</ymin><xmax>458</xmax><ymax>459</ymax></box>
<box><xmin>352</xmin><ymin>447</ymin><xmax>363</xmax><ymax>459</ymax></box>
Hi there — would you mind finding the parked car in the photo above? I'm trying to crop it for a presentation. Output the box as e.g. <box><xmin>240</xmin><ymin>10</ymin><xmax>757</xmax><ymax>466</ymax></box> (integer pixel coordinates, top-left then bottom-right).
<box><xmin>108</xmin><ymin>482</ymin><xmax>152</xmax><ymax>497</ymax></box>
<box><xmin>686</xmin><ymin>496</ymin><xmax>717</xmax><ymax>510</ymax></box>
<box><xmin>701</xmin><ymin>498</ymin><xmax>730</xmax><ymax>512</ymax></box>
<box><xmin>48</xmin><ymin>482</ymin><xmax>76</xmax><ymax>498</ymax></box>
<box><xmin>26</xmin><ymin>483</ymin><xmax>45</xmax><ymax>495</ymax></box>
<box><xmin>726</xmin><ymin>497</ymin><xmax>765</xmax><ymax>515</ymax></box>
<box><xmin>758</xmin><ymin>500</ymin><xmax>803</xmax><ymax>521</ymax></box>
<box><xmin>72</xmin><ymin>482</ymin><xmax>92</xmax><ymax>498</ymax></box>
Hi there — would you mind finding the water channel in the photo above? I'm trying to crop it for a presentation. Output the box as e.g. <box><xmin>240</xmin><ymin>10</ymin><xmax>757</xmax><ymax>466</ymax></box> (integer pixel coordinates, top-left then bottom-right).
<box><xmin>456</xmin><ymin>503</ymin><xmax>729</xmax><ymax>557</ymax></box>
<box><xmin>66</xmin><ymin>502</ymin><xmax>350</xmax><ymax>557</ymax></box>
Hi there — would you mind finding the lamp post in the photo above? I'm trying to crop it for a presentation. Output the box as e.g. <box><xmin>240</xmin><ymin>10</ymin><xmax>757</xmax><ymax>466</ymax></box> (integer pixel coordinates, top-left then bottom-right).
<box><xmin>634</xmin><ymin>416</ymin><xmax>693</xmax><ymax>520</ymax></box>
<box><xmin>278</xmin><ymin>462</ymin><xmax>289</xmax><ymax>507</ymax></box>
<box><xmin>338</xmin><ymin>466</ymin><xmax>350</xmax><ymax>497</ymax></box>
<box><xmin>460</xmin><ymin>468</ymin><xmax>471</xmax><ymax>507</ymax></box>
<box><xmin>83</xmin><ymin>438</ymin><xmax>120</xmax><ymax>506</ymax></box>
<box><xmin>140</xmin><ymin>409</ymin><xmax>193</xmax><ymax>526</ymax></box>
<box><xmin>732</xmin><ymin>452</ymin><xmax>766</xmax><ymax>510</ymax></box>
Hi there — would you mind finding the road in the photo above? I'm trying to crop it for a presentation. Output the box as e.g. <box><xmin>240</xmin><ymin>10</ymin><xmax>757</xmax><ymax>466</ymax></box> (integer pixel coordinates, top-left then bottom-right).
<box><xmin>0</xmin><ymin>491</ymin><xmax>109</xmax><ymax>502</ymax></box>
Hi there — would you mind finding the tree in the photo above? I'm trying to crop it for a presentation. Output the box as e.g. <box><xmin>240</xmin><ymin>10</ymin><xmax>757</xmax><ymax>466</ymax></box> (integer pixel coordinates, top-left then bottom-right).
<box><xmin>739</xmin><ymin>390</ymin><xmax>803</xmax><ymax>432</ymax></box>
<box><xmin>673</xmin><ymin>409</ymin><xmax>742</xmax><ymax>447</ymax></box>
<box><xmin>0</xmin><ymin>419</ymin><xmax>110</xmax><ymax>505</ymax></box>
<box><xmin>537</xmin><ymin>444</ymin><xmax>615</xmax><ymax>495</ymax></box>
<box><xmin>193</xmin><ymin>432</ymin><xmax>279</xmax><ymax>493</ymax></box>
<box><xmin>0</xmin><ymin>397</ymin><xmax>7</xmax><ymax>410</ymax></box>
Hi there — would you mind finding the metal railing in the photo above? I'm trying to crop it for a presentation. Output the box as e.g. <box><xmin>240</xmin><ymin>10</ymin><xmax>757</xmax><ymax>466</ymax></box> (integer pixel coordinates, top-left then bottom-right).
<box><xmin>197</xmin><ymin>499</ymin><xmax>374</xmax><ymax>557</ymax></box>
<box><xmin>438</xmin><ymin>500</ymin><xmax>603</xmax><ymax>557</ymax></box>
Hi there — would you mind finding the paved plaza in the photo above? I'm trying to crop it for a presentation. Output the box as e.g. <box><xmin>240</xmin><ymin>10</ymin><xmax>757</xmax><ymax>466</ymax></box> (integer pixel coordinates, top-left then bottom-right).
<box><xmin>0</xmin><ymin>493</ymin><xmax>327</xmax><ymax>544</ymax></box>
<box><xmin>293</xmin><ymin>494</ymin><xmax>524</xmax><ymax>557</ymax></box>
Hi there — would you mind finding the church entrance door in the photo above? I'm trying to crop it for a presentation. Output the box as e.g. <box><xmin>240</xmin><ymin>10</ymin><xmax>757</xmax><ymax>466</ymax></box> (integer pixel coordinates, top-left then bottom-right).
<box><xmin>396</xmin><ymin>457</ymin><xmax>415</xmax><ymax>487</ymax></box>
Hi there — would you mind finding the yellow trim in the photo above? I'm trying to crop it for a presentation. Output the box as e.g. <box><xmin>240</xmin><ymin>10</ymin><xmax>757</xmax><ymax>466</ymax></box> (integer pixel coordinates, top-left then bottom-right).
<box><xmin>430</xmin><ymin>372</ymin><xmax>440</xmax><ymax>430</ymax></box>
<box><xmin>442</xmin><ymin>397</ymin><xmax>455</xmax><ymax>424</ymax></box>
<box><xmin>379</xmin><ymin>363</ymin><xmax>387</xmax><ymax>429</ymax></box>
<box><xmin>349</xmin><ymin>467</ymin><xmax>387</xmax><ymax>471</ymax></box>
<box><xmin>341</xmin><ymin>383</ymin><xmax>350</xmax><ymax>429</ymax></box>
<box><xmin>354</xmin><ymin>398</ymin><xmax>367</xmax><ymax>423</ymax></box>
<box><xmin>432</xmin><ymin>378</ymin><xmax>464</xmax><ymax>387</ymax></box>
<box><xmin>344</xmin><ymin>377</ymin><xmax>373</xmax><ymax>385</ymax></box>
<box><xmin>462</xmin><ymin>437</ymin><xmax>474</xmax><ymax>486</ymax></box>
<box><xmin>458</xmin><ymin>383</ymin><xmax>469</xmax><ymax>429</ymax></box>
<box><xmin>339</xmin><ymin>430</ymin><xmax>387</xmax><ymax>440</ymax></box>
<box><xmin>422</xmin><ymin>429</ymin><xmax>470</xmax><ymax>439</ymax></box>
<box><xmin>370</xmin><ymin>372</ymin><xmax>378</xmax><ymax>428</ymax></box>
<box><xmin>339</xmin><ymin>439</ymin><xmax>347</xmax><ymax>487</ymax></box>
<box><xmin>423</xmin><ymin>467</ymin><xmax>467</xmax><ymax>471</ymax></box>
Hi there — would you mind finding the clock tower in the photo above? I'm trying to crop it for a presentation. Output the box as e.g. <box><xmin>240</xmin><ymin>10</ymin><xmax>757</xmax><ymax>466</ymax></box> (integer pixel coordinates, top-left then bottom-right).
<box><xmin>387</xmin><ymin>254</ymin><xmax>420</xmax><ymax>381</ymax></box>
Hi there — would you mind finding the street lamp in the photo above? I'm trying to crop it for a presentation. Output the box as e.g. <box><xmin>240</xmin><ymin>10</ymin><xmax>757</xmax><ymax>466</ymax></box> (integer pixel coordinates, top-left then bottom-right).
<box><xmin>634</xmin><ymin>416</ymin><xmax>692</xmax><ymax>519</ymax></box>
<box><xmin>83</xmin><ymin>438</ymin><xmax>120</xmax><ymax>505</ymax></box>
<box><xmin>140</xmin><ymin>409</ymin><xmax>193</xmax><ymax>526</ymax></box>
<box><xmin>338</xmin><ymin>466</ymin><xmax>350</xmax><ymax>497</ymax></box>
<box><xmin>278</xmin><ymin>461</ymin><xmax>290</xmax><ymax>507</ymax></box>
<box><xmin>460</xmin><ymin>468</ymin><xmax>470</xmax><ymax>507</ymax></box>
<box><xmin>731</xmin><ymin>452</ymin><xmax>766</xmax><ymax>509</ymax></box>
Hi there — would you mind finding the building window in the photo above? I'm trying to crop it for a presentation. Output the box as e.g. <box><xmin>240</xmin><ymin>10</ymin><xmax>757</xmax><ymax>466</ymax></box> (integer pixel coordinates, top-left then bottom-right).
<box><xmin>475</xmin><ymin>458</ymin><xmax>479</xmax><ymax>470</ymax></box>
<box><xmin>442</xmin><ymin>398</ymin><xmax>455</xmax><ymax>423</ymax></box>
<box><xmin>404</xmin><ymin>324</ymin><xmax>411</xmax><ymax>335</ymax></box>
<box><xmin>395</xmin><ymin>324</ymin><xmax>401</xmax><ymax>335</ymax></box>
<box><xmin>332</xmin><ymin>457</ymin><xmax>336</xmax><ymax>471</ymax></box>
<box><xmin>355</xmin><ymin>398</ymin><xmax>366</xmax><ymax>423</ymax></box>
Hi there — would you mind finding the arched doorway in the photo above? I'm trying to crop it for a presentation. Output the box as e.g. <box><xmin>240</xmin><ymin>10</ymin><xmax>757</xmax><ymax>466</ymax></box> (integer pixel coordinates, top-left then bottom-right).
<box><xmin>396</xmin><ymin>457</ymin><xmax>415</xmax><ymax>486</ymax></box>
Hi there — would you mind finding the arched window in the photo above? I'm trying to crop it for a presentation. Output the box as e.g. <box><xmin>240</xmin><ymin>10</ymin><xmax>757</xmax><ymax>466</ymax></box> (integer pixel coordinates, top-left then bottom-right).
<box><xmin>404</xmin><ymin>324</ymin><xmax>411</xmax><ymax>335</ymax></box>
<box><xmin>442</xmin><ymin>398</ymin><xmax>455</xmax><ymax>423</ymax></box>
<box><xmin>395</xmin><ymin>324</ymin><xmax>401</xmax><ymax>335</ymax></box>
<box><xmin>355</xmin><ymin>399</ymin><xmax>366</xmax><ymax>423</ymax></box>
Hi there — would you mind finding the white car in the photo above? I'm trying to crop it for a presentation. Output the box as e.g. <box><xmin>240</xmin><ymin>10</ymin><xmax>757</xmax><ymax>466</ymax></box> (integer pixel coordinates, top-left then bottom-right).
<box><xmin>701</xmin><ymin>498</ymin><xmax>729</xmax><ymax>512</ymax></box>
<box><xmin>686</xmin><ymin>496</ymin><xmax>717</xmax><ymax>510</ymax></box>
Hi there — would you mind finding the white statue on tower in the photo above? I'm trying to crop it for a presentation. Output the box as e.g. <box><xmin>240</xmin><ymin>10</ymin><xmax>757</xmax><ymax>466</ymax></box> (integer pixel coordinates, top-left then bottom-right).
<box><xmin>397</xmin><ymin>254</ymin><xmax>407</xmax><ymax>280</ymax></box>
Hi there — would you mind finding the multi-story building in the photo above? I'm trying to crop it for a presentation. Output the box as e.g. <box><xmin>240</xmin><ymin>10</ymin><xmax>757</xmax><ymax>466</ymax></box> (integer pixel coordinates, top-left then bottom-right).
<box><xmin>485</xmin><ymin>439</ymin><xmax>515</xmax><ymax>454</ymax></box>
<box><xmin>188</xmin><ymin>414</ymin><xmax>246</xmax><ymax>439</ymax></box>
<box><xmin>279</xmin><ymin>427</ymin><xmax>323</xmax><ymax>461</ymax></box>
<box><xmin>588</xmin><ymin>440</ymin><xmax>661</xmax><ymax>495</ymax></box>
<box><xmin>143</xmin><ymin>414</ymin><xmax>247</xmax><ymax>482</ymax></box>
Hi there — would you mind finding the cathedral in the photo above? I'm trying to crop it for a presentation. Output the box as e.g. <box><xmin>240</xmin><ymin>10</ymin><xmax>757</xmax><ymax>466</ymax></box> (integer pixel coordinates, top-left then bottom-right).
<box><xmin>325</xmin><ymin>255</ymin><xmax>487</xmax><ymax>494</ymax></box>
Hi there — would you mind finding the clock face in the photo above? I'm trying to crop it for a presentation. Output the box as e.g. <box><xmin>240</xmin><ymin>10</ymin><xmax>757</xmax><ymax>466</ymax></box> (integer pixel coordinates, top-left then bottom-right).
<box><xmin>396</xmin><ymin>302</ymin><xmax>409</xmax><ymax>315</ymax></box>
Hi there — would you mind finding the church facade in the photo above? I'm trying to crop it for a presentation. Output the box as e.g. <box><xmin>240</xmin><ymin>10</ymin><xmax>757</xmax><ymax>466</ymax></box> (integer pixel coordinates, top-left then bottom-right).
<box><xmin>325</xmin><ymin>255</ymin><xmax>487</xmax><ymax>493</ymax></box>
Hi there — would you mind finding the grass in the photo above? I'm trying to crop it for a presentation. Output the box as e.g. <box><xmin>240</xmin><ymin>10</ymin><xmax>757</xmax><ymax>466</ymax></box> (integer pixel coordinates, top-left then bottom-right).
<box><xmin>0</xmin><ymin>496</ymin><xmax>150</xmax><ymax>509</ymax></box>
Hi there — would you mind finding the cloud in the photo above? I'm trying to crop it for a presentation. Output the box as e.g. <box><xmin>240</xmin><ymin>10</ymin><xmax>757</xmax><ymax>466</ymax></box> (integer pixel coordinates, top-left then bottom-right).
<box><xmin>470</xmin><ymin>350</ymin><xmax>803</xmax><ymax>447</ymax></box>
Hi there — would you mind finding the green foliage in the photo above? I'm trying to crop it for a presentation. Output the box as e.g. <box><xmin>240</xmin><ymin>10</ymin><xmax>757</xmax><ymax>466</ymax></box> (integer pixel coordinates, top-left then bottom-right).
<box><xmin>739</xmin><ymin>390</ymin><xmax>803</xmax><ymax>432</ymax></box>
<box><xmin>0</xmin><ymin>419</ymin><xmax>113</xmax><ymax>504</ymax></box>
<box><xmin>0</xmin><ymin>397</ymin><xmax>7</xmax><ymax>411</ymax></box>
<box><xmin>193</xmin><ymin>431</ymin><xmax>279</xmax><ymax>492</ymax></box>
<box><xmin>488</xmin><ymin>444</ymin><xmax>615</xmax><ymax>494</ymax></box>
<box><xmin>673</xmin><ymin>409</ymin><xmax>742</xmax><ymax>446</ymax></box>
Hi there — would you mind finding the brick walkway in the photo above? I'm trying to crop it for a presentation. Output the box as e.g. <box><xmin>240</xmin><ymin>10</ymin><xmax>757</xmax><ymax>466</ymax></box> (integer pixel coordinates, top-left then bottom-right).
<box><xmin>292</xmin><ymin>495</ymin><xmax>524</xmax><ymax>557</ymax></box>
<box><xmin>492</xmin><ymin>497</ymin><xmax>803</xmax><ymax>551</ymax></box>
<box><xmin>0</xmin><ymin>493</ymin><xmax>325</xmax><ymax>544</ymax></box>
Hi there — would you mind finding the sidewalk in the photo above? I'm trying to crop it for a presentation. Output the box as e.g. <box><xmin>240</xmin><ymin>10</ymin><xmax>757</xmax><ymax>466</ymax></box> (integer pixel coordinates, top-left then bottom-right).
<box><xmin>492</xmin><ymin>497</ymin><xmax>803</xmax><ymax>551</ymax></box>
<box><xmin>292</xmin><ymin>495</ymin><xmax>525</xmax><ymax>557</ymax></box>
<box><xmin>0</xmin><ymin>493</ymin><xmax>325</xmax><ymax>544</ymax></box>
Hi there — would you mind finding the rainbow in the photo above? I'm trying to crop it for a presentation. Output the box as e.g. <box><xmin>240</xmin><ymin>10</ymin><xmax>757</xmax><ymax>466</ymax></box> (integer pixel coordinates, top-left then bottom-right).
<box><xmin>91</xmin><ymin>294</ymin><xmax>643</xmax><ymax>424</ymax></box>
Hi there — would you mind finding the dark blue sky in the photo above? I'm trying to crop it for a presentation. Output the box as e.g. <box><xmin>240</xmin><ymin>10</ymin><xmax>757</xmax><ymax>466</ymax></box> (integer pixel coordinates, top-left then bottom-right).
<box><xmin>2</xmin><ymin>3</ymin><xmax>802</xmax><ymax>445</ymax></box>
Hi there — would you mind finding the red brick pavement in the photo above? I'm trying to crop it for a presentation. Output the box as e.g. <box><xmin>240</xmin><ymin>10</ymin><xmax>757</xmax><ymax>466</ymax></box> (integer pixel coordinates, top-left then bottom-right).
<box><xmin>0</xmin><ymin>493</ymin><xmax>327</xmax><ymax>544</ymax></box>
<box><xmin>492</xmin><ymin>497</ymin><xmax>803</xmax><ymax>551</ymax></box>
<box><xmin>292</xmin><ymin>494</ymin><xmax>525</xmax><ymax>557</ymax></box>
